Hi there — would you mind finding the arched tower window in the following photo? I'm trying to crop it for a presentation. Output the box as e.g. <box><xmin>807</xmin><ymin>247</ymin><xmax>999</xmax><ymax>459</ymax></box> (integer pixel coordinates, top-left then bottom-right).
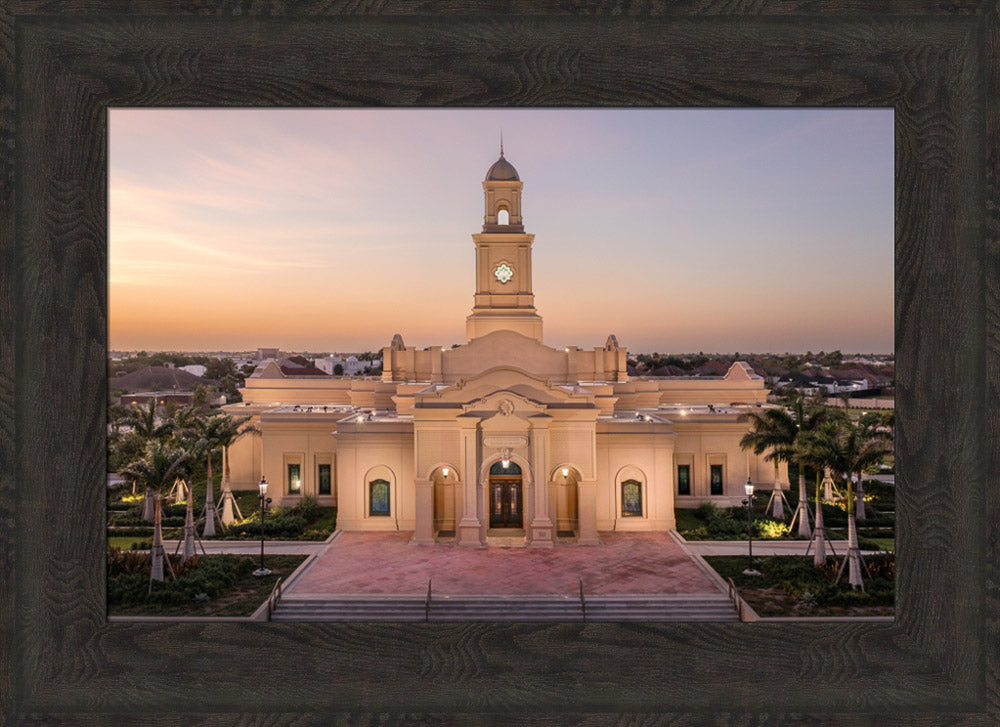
<box><xmin>497</xmin><ymin>209</ymin><xmax>510</xmax><ymax>225</ymax></box>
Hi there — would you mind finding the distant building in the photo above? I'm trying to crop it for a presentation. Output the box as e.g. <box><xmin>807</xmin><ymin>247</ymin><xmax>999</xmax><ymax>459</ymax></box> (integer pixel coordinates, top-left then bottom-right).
<box><xmin>257</xmin><ymin>347</ymin><xmax>280</xmax><ymax>360</ymax></box>
<box><xmin>179</xmin><ymin>364</ymin><xmax>207</xmax><ymax>377</ymax></box>
<box><xmin>316</xmin><ymin>355</ymin><xmax>381</xmax><ymax>376</ymax></box>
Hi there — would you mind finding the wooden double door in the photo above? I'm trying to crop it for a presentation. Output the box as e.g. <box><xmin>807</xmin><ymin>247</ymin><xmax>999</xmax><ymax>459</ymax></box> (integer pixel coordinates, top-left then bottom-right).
<box><xmin>488</xmin><ymin>461</ymin><xmax>523</xmax><ymax>528</ymax></box>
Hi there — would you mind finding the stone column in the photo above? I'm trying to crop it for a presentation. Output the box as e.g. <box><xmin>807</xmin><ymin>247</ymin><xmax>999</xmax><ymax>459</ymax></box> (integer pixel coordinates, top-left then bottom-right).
<box><xmin>411</xmin><ymin>479</ymin><xmax>435</xmax><ymax>545</ymax></box>
<box><xmin>576</xmin><ymin>479</ymin><xmax>600</xmax><ymax>545</ymax></box>
<box><xmin>528</xmin><ymin>421</ymin><xmax>554</xmax><ymax>548</ymax></box>
<box><xmin>457</xmin><ymin>421</ymin><xmax>483</xmax><ymax>547</ymax></box>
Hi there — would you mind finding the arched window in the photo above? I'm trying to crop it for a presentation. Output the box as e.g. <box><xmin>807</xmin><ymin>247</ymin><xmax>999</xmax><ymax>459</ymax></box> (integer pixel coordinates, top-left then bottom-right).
<box><xmin>369</xmin><ymin>478</ymin><xmax>390</xmax><ymax>516</ymax></box>
<box><xmin>621</xmin><ymin>479</ymin><xmax>643</xmax><ymax>517</ymax></box>
<box><xmin>497</xmin><ymin>209</ymin><xmax>510</xmax><ymax>225</ymax></box>
<box><xmin>490</xmin><ymin>460</ymin><xmax>521</xmax><ymax>475</ymax></box>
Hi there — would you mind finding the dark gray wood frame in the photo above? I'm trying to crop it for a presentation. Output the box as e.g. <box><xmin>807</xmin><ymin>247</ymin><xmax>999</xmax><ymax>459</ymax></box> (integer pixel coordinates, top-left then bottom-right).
<box><xmin>2</xmin><ymin>4</ymin><xmax>997</xmax><ymax>725</ymax></box>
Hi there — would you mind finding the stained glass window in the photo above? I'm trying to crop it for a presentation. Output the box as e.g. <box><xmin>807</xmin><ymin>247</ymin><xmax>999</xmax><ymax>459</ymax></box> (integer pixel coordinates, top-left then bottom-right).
<box><xmin>318</xmin><ymin>464</ymin><xmax>331</xmax><ymax>495</ymax></box>
<box><xmin>677</xmin><ymin>464</ymin><xmax>691</xmax><ymax>496</ymax></box>
<box><xmin>621</xmin><ymin>479</ymin><xmax>642</xmax><ymax>517</ymax></box>
<box><xmin>287</xmin><ymin>463</ymin><xmax>301</xmax><ymax>494</ymax></box>
<box><xmin>710</xmin><ymin>464</ymin><xmax>723</xmax><ymax>495</ymax></box>
<box><xmin>494</xmin><ymin>263</ymin><xmax>514</xmax><ymax>284</ymax></box>
<box><xmin>369</xmin><ymin>479</ymin><xmax>390</xmax><ymax>516</ymax></box>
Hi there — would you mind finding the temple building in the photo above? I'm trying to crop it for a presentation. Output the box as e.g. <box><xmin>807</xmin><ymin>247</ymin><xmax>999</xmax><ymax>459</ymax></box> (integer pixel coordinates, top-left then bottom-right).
<box><xmin>223</xmin><ymin>149</ymin><xmax>777</xmax><ymax>547</ymax></box>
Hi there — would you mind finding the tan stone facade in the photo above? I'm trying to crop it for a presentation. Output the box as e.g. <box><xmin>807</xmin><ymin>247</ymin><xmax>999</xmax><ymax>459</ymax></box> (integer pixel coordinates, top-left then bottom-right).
<box><xmin>224</xmin><ymin>151</ymin><xmax>776</xmax><ymax>546</ymax></box>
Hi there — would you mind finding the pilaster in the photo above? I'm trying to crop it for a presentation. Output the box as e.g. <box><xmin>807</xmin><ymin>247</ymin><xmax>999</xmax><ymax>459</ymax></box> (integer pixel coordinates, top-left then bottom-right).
<box><xmin>528</xmin><ymin>420</ymin><xmax>554</xmax><ymax>547</ymax></box>
<box><xmin>576</xmin><ymin>479</ymin><xmax>600</xmax><ymax>545</ymax></box>
<box><xmin>410</xmin><ymin>480</ymin><xmax>435</xmax><ymax>545</ymax></box>
<box><xmin>456</xmin><ymin>420</ymin><xmax>484</xmax><ymax>547</ymax></box>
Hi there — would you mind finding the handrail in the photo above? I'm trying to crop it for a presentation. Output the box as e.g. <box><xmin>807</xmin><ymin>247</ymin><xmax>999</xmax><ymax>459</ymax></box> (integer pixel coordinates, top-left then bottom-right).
<box><xmin>425</xmin><ymin>579</ymin><xmax>432</xmax><ymax>623</ymax></box>
<box><xmin>727</xmin><ymin>577</ymin><xmax>744</xmax><ymax>622</ymax></box>
<box><xmin>266</xmin><ymin>577</ymin><xmax>284</xmax><ymax>621</ymax></box>
<box><xmin>579</xmin><ymin>578</ymin><xmax>586</xmax><ymax>622</ymax></box>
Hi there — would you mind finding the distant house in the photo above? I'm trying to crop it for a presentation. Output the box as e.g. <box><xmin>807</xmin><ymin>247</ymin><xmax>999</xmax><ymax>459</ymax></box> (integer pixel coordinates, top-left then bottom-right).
<box><xmin>110</xmin><ymin>365</ymin><xmax>219</xmax><ymax>408</ymax></box>
<box><xmin>775</xmin><ymin>373</ymin><xmax>870</xmax><ymax>396</ymax></box>
<box><xmin>179</xmin><ymin>364</ymin><xmax>207</xmax><ymax>377</ymax></box>
<box><xmin>276</xmin><ymin>357</ymin><xmax>328</xmax><ymax>376</ymax></box>
<box><xmin>315</xmin><ymin>355</ymin><xmax>381</xmax><ymax>376</ymax></box>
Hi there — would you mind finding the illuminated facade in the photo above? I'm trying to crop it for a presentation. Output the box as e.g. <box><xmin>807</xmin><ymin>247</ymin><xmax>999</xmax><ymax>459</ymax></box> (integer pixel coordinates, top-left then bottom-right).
<box><xmin>223</xmin><ymin>150</ymin><xmax>777</xmax><ymax>547</ymax></box>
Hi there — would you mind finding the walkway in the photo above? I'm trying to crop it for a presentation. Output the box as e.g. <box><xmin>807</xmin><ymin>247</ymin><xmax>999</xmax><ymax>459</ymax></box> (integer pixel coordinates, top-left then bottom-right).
<box><xmin>286</xmin><ymin>531</ymin><xmax>721</xmax><ymax>597</ymax></box>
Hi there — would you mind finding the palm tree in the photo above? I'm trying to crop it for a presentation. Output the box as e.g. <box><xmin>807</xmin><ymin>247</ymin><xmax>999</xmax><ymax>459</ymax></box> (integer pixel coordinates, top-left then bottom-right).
<box><xmin>121</xmin><ymin>440</ymin><xmax>191</xmax><ymax>585</ymax></box>
<box><xmin>795</xmin><ymin>429</ymin><xmax>839</xmax><ymax>567</ymax></box>
<box><xmin>739</xmin><ymin>407</ymin><xmax>795</xmax><ymax>521</ymax></box>
<box><xmin>212</xmin><ymin>415</ymin><xmax>256</xmax><ymax>527</ymax></box>
<box><xmin>796</xmin><ymin>420</ymin><xmax>892</xmax><ymax>589</ymax></box>
<box><xmin>175</xmin><ymin>410</ymin><xmax>254</xmax><ymax>536</ymax></box>
<box><xmin>739</xmin><ymin>397</ymin><xmax>832</xmax><ymax>536</ymax></box>
<box><xmin>121</xmin><ymin>399</ymin><xmax>175</xmax><ymax>521</ymax></box>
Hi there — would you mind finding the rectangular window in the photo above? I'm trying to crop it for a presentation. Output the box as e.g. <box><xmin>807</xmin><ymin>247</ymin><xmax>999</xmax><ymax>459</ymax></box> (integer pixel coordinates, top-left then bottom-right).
<box><xmin>621</xmin><ymin>479</ymin><xmax>642</xmax><ymax>517</ymax></box>
<box><xmin>677</xmin><ymin>464</ymin><xmax>691</xmax><ymax>496</ymax></box>
<box><xmin>369</xmin><ymin>479</ymin><xmax>390</xmax><ymax>516</ymax></box>
<box><xmin>710</xmin><ymin>464</ymin><xmax>723</xmax><ymax>495</ymax></box>
<box><xmin>318</xmin><ymin>464</ymin><xmax>331</xmax><ymax>495</ymax></box>
<box><xmin>287</xmin><ymin>463</ymin><xmax>301</xmax><ymax>494</ymax></box>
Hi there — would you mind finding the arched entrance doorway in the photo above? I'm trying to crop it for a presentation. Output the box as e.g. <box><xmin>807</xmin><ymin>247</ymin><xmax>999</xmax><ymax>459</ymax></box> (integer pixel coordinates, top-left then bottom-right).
<box><xmin>488</xmin><ymin>460</ymin><xmax>523</xmax><ymax>528</ymax></box>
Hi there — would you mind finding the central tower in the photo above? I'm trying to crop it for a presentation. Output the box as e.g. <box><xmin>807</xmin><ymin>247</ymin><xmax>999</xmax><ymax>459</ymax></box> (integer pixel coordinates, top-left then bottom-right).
<box><xmin>465</xmin><ymin>147</ymin><xmax>544</xmax><ymax>343</ymax></box>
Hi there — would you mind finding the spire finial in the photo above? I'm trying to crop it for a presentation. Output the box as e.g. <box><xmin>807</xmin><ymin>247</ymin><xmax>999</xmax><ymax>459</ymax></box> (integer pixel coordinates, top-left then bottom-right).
<box><xmin>500</xmin><ymin>130</ymin><xmax>504</xmax><ymax>157</ymax></box>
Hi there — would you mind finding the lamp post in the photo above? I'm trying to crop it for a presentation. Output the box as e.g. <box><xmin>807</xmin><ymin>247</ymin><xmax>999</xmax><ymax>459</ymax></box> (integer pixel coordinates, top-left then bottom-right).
<box><xmin>743</xmin><ymin>476</ymin><xmax>761</xmax><ymax>576</ymax></box>
<box><xmin>253</xmin><ymin>476</ymin><xmax>272</xmax><ymax>576</ymax></box>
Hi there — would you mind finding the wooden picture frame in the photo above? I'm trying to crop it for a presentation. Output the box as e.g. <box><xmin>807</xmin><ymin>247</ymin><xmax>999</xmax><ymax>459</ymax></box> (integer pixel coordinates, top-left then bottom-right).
<box><xmin>3</xmin><ymin>5</ymin><xmax>997</xmax><ymax>724</ymax></box>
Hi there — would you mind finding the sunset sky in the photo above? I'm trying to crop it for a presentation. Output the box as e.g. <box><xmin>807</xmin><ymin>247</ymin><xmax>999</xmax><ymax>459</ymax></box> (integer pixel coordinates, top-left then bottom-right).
<box><xmin>109</xmin><ymin>108</ymin><xmax>893</xmax><ymax>355</ymax></box>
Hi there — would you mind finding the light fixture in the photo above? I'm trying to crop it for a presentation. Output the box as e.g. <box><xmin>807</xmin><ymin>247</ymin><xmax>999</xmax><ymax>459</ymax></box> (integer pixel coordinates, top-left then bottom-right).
<box><xmin>501</xmin><ymin>448</ymin><xmax>511</xmax><ymax>469</ymax></box>
<box><xmin>442</xmin><ymin>467</ymin><xmax>449</xmax><ymax>477</ymax></box>
<box><xmin>254</xmin><ymin>477</ymin><xmax>271</xmax><ymax>577</ymax></box>
<box><xmin>742</xmin><ymin>476</ymin><xmax>760</xmax><ymax>576</ymax></box>
<box><xmin>357</xmin><ymin>414</ymin><xmax>364</xmax><ymax>423</ymax></box>
<box><xmin>562</xmin><ymin>467</ymin><xmax>569</xmax><ymax>477</ymax></box>
<box><xmin>681</xmin><ymin>409</ymin><xmax>687</xmax><ymax>416</ymax></box>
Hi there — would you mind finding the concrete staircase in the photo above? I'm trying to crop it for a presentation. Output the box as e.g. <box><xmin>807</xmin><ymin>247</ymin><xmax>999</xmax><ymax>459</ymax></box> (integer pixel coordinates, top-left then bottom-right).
<box><xmin>270</xmin><ymin>592</ymin><xmax>738</xmax><ymax>622</ymax></box>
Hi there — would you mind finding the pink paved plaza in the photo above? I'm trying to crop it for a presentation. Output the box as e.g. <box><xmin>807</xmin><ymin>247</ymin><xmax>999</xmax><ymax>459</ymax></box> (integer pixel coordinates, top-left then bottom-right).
<box><xmin>286</xmin><ymin>531</ymin><xmax>723</xmax><ymax>597</ymax></box>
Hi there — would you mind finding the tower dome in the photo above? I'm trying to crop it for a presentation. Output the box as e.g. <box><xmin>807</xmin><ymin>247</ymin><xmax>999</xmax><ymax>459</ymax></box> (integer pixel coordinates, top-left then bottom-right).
<box><xmin>485</xmin><ymin>152</ymin><xmax>519</xmax><ymax>181</ymax></box>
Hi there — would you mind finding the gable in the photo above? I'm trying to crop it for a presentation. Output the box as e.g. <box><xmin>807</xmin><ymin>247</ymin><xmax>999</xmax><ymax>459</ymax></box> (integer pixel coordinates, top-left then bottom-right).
<box><xmin>441</xmin><ymin>330</ymin><xmax>571</xmax><ymax>383</ymax></box>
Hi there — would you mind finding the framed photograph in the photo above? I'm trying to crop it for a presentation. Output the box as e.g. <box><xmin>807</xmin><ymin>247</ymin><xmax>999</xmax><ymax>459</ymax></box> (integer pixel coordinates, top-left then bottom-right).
<box><xmin>4</xmin><ymin>7</ymin><xmax>996</xmax><ymax>725</ymax></box>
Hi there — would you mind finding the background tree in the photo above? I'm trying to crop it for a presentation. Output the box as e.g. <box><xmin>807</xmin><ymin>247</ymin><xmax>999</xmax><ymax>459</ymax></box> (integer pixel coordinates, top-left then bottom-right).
<box><xmin>121</xmin><ymin>441</ymin><xmax>191</xmax><ymax>584</ymax></box>
<box><xmin>739</xmin><ymin>397</ymin><xmax>832</xmax><ymax>534</ymax></box>
<box><xmin>798</xmin><ymin>419</ymin><xmax>892</xmax><ymax>589</ymax></box>
<box><xmin>738</xmin><ymin>407</ymin><xmax>796</xmax><ymax>521</ymax></box>
<box><xmin>120</xmin><ymin>400</ymin><xmax>175</xmax><ymax>520</ymax></box>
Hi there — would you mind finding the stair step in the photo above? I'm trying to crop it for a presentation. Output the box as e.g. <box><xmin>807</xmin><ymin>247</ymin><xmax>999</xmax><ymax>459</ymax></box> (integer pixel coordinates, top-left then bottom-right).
<box><xmin>270</xmin><ymin>593</ymin><xmax>739</xmax><ymax>622</ymax></box>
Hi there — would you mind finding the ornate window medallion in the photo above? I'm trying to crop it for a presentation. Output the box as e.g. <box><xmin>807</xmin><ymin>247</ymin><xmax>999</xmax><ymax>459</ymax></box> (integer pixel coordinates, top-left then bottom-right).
<box><xmin>494</xmin><ymin>263</ymin><xmax>514</xmax><ymax>284</ymax></box>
